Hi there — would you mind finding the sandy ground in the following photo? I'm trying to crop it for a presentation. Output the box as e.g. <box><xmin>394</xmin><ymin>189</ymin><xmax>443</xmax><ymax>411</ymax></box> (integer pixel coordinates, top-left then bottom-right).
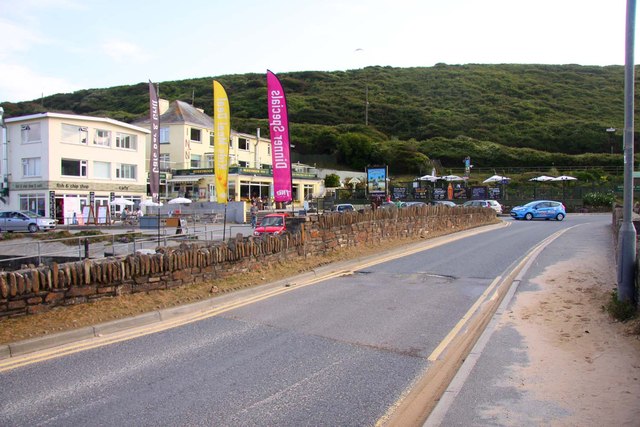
<box><xmin>490</xmin><ymin>239</ymin><xmax>640</xmax><ymax>426</ymax></box>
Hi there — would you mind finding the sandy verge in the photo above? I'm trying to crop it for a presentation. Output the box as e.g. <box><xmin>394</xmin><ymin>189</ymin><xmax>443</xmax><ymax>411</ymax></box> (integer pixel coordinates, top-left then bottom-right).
<box><xmin>489</xmin><ymin>241</ymin><xmax>640</xmax><ymax>426</ymax></box>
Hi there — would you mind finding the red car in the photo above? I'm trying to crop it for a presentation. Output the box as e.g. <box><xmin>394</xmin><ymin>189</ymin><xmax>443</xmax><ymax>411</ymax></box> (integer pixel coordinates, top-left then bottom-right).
<box><xmin>253</xmin><ymin>213</ymin><xmax>288</xmax><ymax>236</ymax></box>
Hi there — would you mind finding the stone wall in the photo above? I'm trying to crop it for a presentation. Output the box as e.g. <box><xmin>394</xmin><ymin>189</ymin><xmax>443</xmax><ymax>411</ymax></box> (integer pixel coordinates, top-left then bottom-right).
<box><xmin>0</xmin><ymin>206</ymin><xmax>495</xmax><ymax>319</ymax></box>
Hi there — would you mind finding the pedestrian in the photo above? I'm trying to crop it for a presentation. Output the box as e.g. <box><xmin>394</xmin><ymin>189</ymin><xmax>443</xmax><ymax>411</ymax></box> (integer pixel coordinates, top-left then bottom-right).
<box><xmin>250</xmin><ymin>201</ymin><xmax>259</xmax><ymax>227</ymax></box>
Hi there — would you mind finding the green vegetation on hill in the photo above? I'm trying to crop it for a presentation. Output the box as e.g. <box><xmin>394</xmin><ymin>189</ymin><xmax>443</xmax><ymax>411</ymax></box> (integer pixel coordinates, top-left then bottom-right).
<box><xmin>1</xmin><ymin>64</ymin><xmax>631</xmax><ymax>174</ymax></box>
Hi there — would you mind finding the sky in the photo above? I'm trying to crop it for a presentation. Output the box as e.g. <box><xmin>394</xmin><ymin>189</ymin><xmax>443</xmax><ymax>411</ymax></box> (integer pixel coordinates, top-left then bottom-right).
<box><xmin>0</xmin><ymin>0</ymin><xmax>633</xmax><ymax>103</ymax></box>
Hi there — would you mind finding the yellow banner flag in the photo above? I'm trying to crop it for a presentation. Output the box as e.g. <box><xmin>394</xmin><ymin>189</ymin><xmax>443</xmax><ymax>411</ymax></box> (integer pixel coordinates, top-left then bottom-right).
<box><xmin>213</xmin><ymin>80</ymin><xmax>230</xmax><ymax>204</ymax></box>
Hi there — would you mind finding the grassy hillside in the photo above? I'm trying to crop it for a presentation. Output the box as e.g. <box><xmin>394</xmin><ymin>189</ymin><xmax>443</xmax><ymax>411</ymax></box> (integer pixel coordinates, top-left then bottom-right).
<box><xmin>1</xmin><ymin>64</ymin><xmax>629</xmax><ymax>174</ymax></box>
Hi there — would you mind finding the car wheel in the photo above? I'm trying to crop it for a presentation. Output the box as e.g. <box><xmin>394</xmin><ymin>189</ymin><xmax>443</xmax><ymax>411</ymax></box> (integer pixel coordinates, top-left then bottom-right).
<box><xmin>556</xmin><ymin>213</ymin><xmax>565</xmax><ymax>221</ymax></box>
<box><xmin>28</xmin><ymin>223</ymin><xmax>38</xmax><ymax>233</ymax></box>
<box><xmin>524</xmin><ymin>213</ymin><xmax>533</xmax><ymax>221</ymax></box>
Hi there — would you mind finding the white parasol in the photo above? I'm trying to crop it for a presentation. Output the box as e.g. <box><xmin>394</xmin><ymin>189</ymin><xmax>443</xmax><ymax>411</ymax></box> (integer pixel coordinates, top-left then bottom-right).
<box><xmin>551</xmin><ymin>175</ymin><xmax>578</xmax><ymax>181</ymax></box>
<box><xmin>483</xmin><ymin>175</ymin><xmax>510</xmax><ymax>184</ymax></box>
<box><xmin>110</xmin><ymin>197</ymin><xmax>134</xmax><ymax>206</ymax></box>
<box><xmin>440</xmin><ymin>175</ymin><xmax>464</xmax><ymax>182</ymax></box>
<box><xmin>529</xmin><ymin>175</ymin><xmax>555</xmax><ymax>182</ymax></box>
<box><xmin>167</xmin><ymin>197</ymin><xmax>192</xmax><ymax>204</ymax></box>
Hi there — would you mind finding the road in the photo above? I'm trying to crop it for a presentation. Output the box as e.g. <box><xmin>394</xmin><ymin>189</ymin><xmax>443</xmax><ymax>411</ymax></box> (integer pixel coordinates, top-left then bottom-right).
<box><xmin>0</xmin><ymin>215</ymin><xmax>607</xmax><ymax>426</ymax></box>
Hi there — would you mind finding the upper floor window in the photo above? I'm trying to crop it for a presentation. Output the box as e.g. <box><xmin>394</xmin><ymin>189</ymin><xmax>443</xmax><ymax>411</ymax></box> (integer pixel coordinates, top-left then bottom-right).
<box><xmin>190</xmin><ymin>128</ymin><xmax>201</xmax><ymax>143</ymax></box>
<box><xmin>94</xmin><ymin>129</ymin><xmax>111</xmax><ymax>147</ymax></box>
<box><xmin>61</xmin><ymin>159</ymin><xmax>88</xmax><ymax>177</ymax></box>
<box><xmin>115</xmin><ymin>132</ymin><xmax>137</xmax><ymax>150</ymax></box>
<box><xmin>190</xmin><ymin>154</ymin><xmax>202</xmax><ymax>168</ymax></box>
<box><xmin>22</xmin><ymin>157</ymin><xmax>41</xmax><ymax>177</ymax></box>
<box><xmin>61</xmin><ymin>123</ymin><xmax>88</xmax><ymax>144</ymax></box>
<box><xmin>204</xmin><ymin>153</ymin><xmax>214</xmax><ymax>168</ymax></box>
<box><xmin>116</xmin><ymin>163</ymin><xmax>136</xmax><ymax>179</ymax></box>
<box><xmin>209</xmin><ymin>132</ymin><xmax>214</xmax><ymax>147</ymax></box>
<box><xmin>160</xmin><ymin>127</ymin><xmax>170</xmax><ymax>144</ymax></box>
<box><xmin>93</xmin><ymin>161</ymin><xmax>111</xmax><ymax>179</ymax></box>
<box><xmin>160</xmin><ymin>153</ymin><xmax>171</xmax><ymax>171</ymax></box>
<box><xmin>21</xmin><ymin>122</ymin><xmax>41</xmax><ymax>144</ymax></box>
<box><xmin>238</xmin><ymin>138</ymin><xmax>249</xmax><ymax>150</ymax></box>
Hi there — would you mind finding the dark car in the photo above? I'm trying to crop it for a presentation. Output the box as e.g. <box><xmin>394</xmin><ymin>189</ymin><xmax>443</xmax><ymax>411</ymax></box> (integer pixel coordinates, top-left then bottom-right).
<box><xmin>510</xmin><ymin>200</ymin><xmax>566</xmax><ymax>221</ymax></box>
<box><xmin>0</xmin><ymin>210</ymin><xmax>57</xmax><ymax>233</ymax></box>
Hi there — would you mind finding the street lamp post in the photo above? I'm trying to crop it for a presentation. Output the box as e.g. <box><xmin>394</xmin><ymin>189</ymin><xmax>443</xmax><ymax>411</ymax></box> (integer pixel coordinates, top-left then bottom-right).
<box><xmin>606</xmin><ymin>127</ymin><xmax>616</xmax><ymax>154</ymax></box>
<box><xmin>618</xmin><ymin>0</ymin><xmax>637</xmax><ymax>305</ymax></box>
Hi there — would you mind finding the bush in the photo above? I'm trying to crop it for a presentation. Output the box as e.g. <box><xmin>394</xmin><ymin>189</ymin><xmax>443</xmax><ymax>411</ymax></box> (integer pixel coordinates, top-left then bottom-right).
<box><xmin>605</xmin><ymin>290</ymin><xmax>637</xmax><ymax>321</ymax></box>
<box><xmin>583</xmin><ymin>192</ymin><xmax>615</xmax><ymax>207</ymax></box>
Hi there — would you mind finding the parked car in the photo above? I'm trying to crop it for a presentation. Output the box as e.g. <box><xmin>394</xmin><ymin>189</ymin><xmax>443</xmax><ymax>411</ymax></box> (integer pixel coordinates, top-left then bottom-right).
<box><xmin>253</xmin><ymin>213</ymin><xmax>289</xmax><ymax>236</ymax></box>
<box><xmin>331</xmin><ymin>203</ymin><xmax>355</xmax><ymax>213</ymax></box>
<box><xmin>430</xmin><ymin>200</ymin><xmax>457</xmax><ymax>207</ymax></box>
<box><xmin>510</xmin><ymin>200</ymin><xmax>566</xmax><ymax>221</ymax></box>
<box><xmin>400</xmin><ymin>201</ymin><xmax>428</xmax><ymax>208</ymax></box>
<box><xmin>462</xmin><ymin>200</ymin><xmax>503</xmax><ymax>215</ymax></box>
<box><xmin>0</xmin><ymin>211</ymin><xmax>57</xmax><ymax>233</ymax></box>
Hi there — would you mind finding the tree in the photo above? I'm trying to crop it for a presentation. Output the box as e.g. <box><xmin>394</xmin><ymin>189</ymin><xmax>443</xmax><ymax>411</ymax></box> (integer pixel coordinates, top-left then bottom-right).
<box><xmin>324</xmin><ymin>173</ymin><xmax>341</xmax><ymax>188</ymax></box>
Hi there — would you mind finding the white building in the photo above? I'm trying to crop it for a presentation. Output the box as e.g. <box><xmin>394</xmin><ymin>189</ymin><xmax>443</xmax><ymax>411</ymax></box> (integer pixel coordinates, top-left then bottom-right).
<box><xmin>2</xmin><ymin>113</ymin><xmax>149</xmax><ymax>224</ymax></box>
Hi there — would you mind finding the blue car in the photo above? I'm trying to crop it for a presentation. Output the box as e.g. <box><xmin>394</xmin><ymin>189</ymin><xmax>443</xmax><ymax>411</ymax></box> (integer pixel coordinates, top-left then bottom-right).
<box><xmin>510</xmin><ymin>200</ymin><xmax>566</xmax><ymax>221</ymax></box>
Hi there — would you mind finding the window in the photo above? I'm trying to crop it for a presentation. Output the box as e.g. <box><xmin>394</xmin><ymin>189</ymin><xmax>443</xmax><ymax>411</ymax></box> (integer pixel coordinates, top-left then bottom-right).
<box><xmin>239</xmin><ymin>160</ymin><xmax>249</xmax><ymax>167</ymax></box>
<box><xmin>209</xmin><ymin>132</ymin><xmax>214</xmax><ymax>147</ymax></box>
<box><xmin>205</xmin><ymin>153</ymin><xmax>214</xmax><ymax>168</ymax></box>
<box><xmin>94</xmin><ymin>129</ymin><xmax>111</xmax><ymax>147</ymax></box>
<box><xmin>191</xmin><ymin>154</ymin><xmax>202</xmax><ymax>168</ymax></box>
<box><xmin>115</xmin><ymin>132</ymin><xmax>137</xmax><ymax>150</ymax></box>
<box><xmin>160</xmin><ymin>153</ymin><xmax>171</xmax><ymax>171</ymax></box>
<box><xmin>61</xmin><ymin>123</ymin><xmax>88</xmax><ymax>144</ymax></box>
<box><xmin>19</xmin><ymin>194</ymin><xmax>46</xmax><ymax>217</ymax></box>
<box><xmin>190</xmin><ymin>128</ymin><xmax>201</xmax><ymax>142</ymax></box>
<box><xmin>21</xmin><ymin>122</ymin><xmax>41</xmax><ymax>144</ymax></box>
<box><xmin>238</xmin><ymin>137</ymin><xmax>249</xmax><ymax>150</ymax></box>
<box><xmin>61</xmin><ymin>159</ymin><xmax>88</xmax><ymax>177</ymax></box>
<box><xmin>160</xmin><ymin>127</ymin><xmax>170</xmax><ymax>144</ymax></box>
<box><xmin>22</xmin><ymin>157</ymin><xmax>41</xmax><ymax>177</ymax></box>
<box><xmin>116</xmin><ymin>163</ymin><xmax>136</xmax><ymax>179</ymax></box>
<box><xmin>93</xmin><ymin>161</ymin><xmax>111</xmax><ymax>179</ymax></box>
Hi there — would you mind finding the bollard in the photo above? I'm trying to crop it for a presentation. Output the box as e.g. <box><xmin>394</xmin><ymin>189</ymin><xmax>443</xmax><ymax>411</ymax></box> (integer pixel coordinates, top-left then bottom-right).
<box><xmin>84</xmin><ymin>238</ymin><xmax>90</xmax><ymax>259</ymax></box>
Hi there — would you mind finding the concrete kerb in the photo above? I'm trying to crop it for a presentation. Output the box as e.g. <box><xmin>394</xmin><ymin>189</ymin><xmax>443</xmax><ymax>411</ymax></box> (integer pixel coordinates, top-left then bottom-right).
<box><xmin>0</xmin><ymin>221</ymin><xmax>507</xmax><ymax>361</ymax></box>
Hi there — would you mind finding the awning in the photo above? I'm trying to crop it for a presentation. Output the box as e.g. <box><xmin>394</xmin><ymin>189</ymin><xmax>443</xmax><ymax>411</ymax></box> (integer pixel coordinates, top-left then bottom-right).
<box><xmin>168</xmin><ymin>176</ymin><xmax>203</xmax><ymax>183</ymax></box>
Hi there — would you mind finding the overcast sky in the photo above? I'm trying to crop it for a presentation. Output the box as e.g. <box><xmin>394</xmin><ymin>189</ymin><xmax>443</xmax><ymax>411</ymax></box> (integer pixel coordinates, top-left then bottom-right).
<box><xmin>0</xmin><ymin>0</ymin><xmax>632</xmax><ymax>103</ymax></box>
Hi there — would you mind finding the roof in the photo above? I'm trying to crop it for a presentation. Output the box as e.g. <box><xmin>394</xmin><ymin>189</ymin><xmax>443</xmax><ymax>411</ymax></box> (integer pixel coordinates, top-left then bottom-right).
<box><xmin>134</xmin><ymin>100</ymin><xmax>213</xmax><ymax>128</ymax></box>
<box><xmin>5</xmin><ymin>112</ymin><xmax>149</xmax><ymax>134</ymax></box>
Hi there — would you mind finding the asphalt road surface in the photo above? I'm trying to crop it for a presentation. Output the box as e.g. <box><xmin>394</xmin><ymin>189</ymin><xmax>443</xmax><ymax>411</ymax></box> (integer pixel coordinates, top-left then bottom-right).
<box><xmin>0</xmin><ymin>215</ymin><xmax>605</xmax><ymax>426</ymax></box>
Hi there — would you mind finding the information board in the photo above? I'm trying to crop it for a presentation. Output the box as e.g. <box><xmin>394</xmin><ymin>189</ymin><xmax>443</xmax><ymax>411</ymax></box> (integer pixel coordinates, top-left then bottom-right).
<box><xmin>471</xmin><ymin>186</ymin><xmax>488</xmax><ymax>200</ymax></box>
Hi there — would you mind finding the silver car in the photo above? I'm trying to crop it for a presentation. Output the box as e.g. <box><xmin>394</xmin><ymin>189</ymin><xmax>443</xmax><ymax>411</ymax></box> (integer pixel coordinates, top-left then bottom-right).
<box><xmin>0</xmin><ymin>211</ymin><xmax>57</xmax><ymax>233</ymax></box>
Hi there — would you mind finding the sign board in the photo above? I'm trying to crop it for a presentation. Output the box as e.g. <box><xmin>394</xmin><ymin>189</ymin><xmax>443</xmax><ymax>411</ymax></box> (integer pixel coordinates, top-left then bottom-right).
<box><xmin>471</xmin><ymin>186</ymin><xmax>488</xmax><ymax>200</ymax></box>
<box><xmin>433</xmin><ymin>188</ymin><xmax>446</xmax><ymax>200</ymax></box>
<box><xmin>392</xmin><ymin>187</ymin><xmax>407</xmax><ymax>200</ymax></box>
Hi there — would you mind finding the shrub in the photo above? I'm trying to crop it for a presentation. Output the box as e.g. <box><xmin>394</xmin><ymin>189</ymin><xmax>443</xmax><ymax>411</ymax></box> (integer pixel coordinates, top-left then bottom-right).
<box><xmin>583</xmin><ymin>192</ymin><xmax>615</xmax><ymax>207</ymax></box>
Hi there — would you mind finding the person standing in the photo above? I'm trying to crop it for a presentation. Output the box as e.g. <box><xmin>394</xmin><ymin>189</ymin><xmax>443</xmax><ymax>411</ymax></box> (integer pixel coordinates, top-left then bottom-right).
<box><xmin>250</xmin><ymin>202</ymin><xmax>259</xmax><ymax>228</ymax></box>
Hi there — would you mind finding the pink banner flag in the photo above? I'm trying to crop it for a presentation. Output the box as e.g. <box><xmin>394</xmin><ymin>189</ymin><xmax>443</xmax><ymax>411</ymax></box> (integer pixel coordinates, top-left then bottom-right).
<box><xmin>148</xmin><ymin>81</ymin><xmax>160</xmax><ymax>203</ymax></box>
<box><xmin>267</xmin><ymin>70</ymin><xmax>292</xmax><ymax>203</ymax></box>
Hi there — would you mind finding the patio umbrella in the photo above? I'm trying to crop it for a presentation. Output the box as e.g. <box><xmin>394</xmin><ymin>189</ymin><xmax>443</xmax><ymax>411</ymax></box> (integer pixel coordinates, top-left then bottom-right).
<box><xmin>483</xmin><ymin>175</ymin><xmax>510</xmax><ymax>184</ymax></box>
<box><xmin>418</xmin><ymin>174</ymin><xmax>439</xmax><ymax>182</ymax></box>
<box><xmin>167</xmin><ymin>197</ymin><xmax>192</xmax><ymax>204</ymax></box>
<box><xmin>139</xmin><ymin>200</ymin><xmax>163</xmax><ymax>207</ymax></box>
<box><xmin>529</xmin><ymin>175</ymin><xmax>555</xmax><ymax>182</ymax></box>
<box><xmin>110</xmin><ymin>197</ymin><xmax>134</xmax><ymax>206</ymax></box>
<box><xmin>551</xmin><ymin>175</ymin><xmax>578</xmax><ymax>181</ymax></box>
<box><xmin>440</xmin><ymin>175</ymin><xmax>464</xmax><ymax>182</ymax></box>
